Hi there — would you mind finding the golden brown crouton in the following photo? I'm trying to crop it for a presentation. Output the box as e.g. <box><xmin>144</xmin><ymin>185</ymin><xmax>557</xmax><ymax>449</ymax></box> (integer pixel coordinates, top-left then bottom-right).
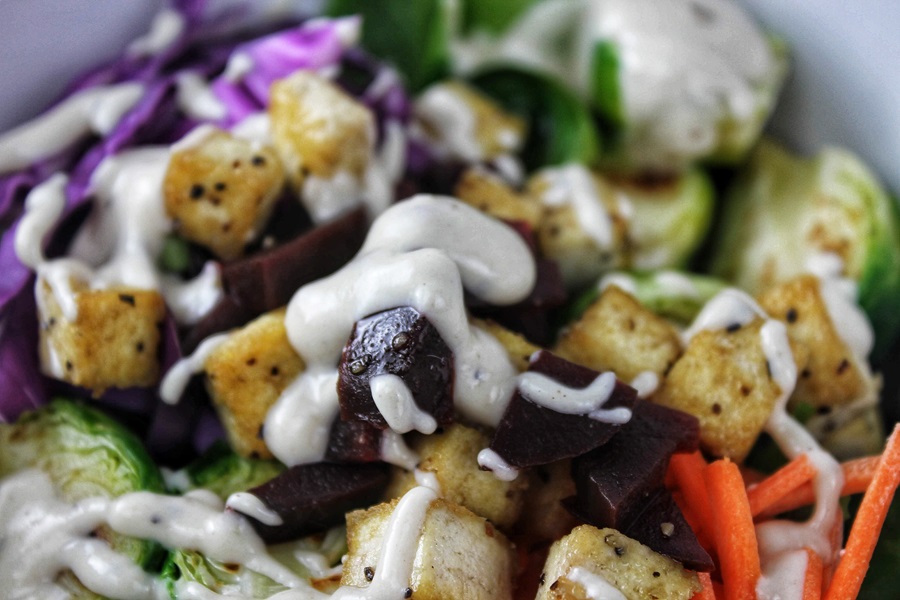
<box><xmin>343</xmin><ymin>494</ymin><xmax>516</xmax><ymax>600</ymax></box>
<box><xmin>516</xmin><ymin>459</ymin><xmax>579</xmax><ymax>545</ymax></box>
<box><xmin>473</xmin><ymin>318</ymin><xmax>541</xmax><ymax>373</ymax></box>
<box><xmin>204</xmin><ymin>308</ymin><xmax>304</xmax><ymax>459</ymax></box>
<box><xmin>269</xmin><ymin>70</ymin><xmax>374</xmax><ymax>189</ymax></box>
<box><xmin>385</xmin><ymin>424</ymin><xmax>529</xmax><ymax>530</ymax></box>
<box><xmin>527</xmin><ymin>166</ymin><xmax>630</xmax><ymax>288</ymax></box>
<box><xmin>415</xmin><ymin>81</ymin><xmax>525</xmax><ymax>161</ymax></box>
<box><xmin>164</xmin><ymin>127</ymin><xmax>285</xmax><ymax>260</ymax></box>
<box><xmin>37</xmin><ymin>278</ymin><xmax>165</xmax><ymax>395</ymax></box>
<box><xmin>455</xmin><ymin>167</ymin><xmax>543</xmax><ymax>227</ymax></box>
<box><xmin>536</xmin><ymin>525</ymin><xmax>700</xmax><ymax>600</ymax></box>
<box><xmin>555</xmin><ymin>285</ymin><xmax>682</xmax><ymax>385</ymax></box>
<box><xmin>757</xmin><ymin>274</ymin><xmax>876</xmax><ymax>410</ymax></box>
<box><xmin>653</xmin><ymin>318</ymin><xmax>807</xmax><ymax>461</ymax></box>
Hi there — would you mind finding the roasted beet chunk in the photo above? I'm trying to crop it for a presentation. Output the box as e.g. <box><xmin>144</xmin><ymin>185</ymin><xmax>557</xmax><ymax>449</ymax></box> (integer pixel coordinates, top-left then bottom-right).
<box><xmin>325</xmin><ymin>418</ymin><xmax>384</xmax><ymax>463</ymax></box>
<box><xmin>567</xmin><ymin>400</ymin><xmax>712</xmax><ymax>571</ymax></box>
<box><xmin>184</xmin><ymin>208</ymin><xmax>367</xmax><ymax>351</ymax></box>
<box><xmin>488</xmin><ymin>351</ymin><xmax>636</xmax><ymax>468</ymax></box>
<box><xmin>338</xmin><ymin>306</ymin><xmax>454</xmax><ymax>431</ymax></box>
<box><xmin>235</xmin><ymin>462</ymin><xmax>390</xmax><ymax>543</ymax></box>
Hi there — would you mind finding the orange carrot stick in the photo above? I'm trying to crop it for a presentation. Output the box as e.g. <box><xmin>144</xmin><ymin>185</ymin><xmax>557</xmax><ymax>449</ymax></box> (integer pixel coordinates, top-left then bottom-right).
<box><xmin>760</xmin><ymin>455</ymin><xmax>881</xmax><ymax>518</ymax></box>
<box><xmin>803</xmin><ymin>547</ymin><xmax>823</xmax><ymax>600</ymax></box>
<box><xmin>670</xmin><ymin>453</ymin><xmax>715</xmax><ymax>537</ymax></box>
<box><xmin>747</xmin><ymin>454</ymin><xmax>817</xmax><ymax>517</ymax></box>
<box><xmin>691</xmin><ymin>571</ymin><xmax>717</xmax><ymax>600</ymax></box>
<box><xmin>824</xmin><ymin>424</ymin><xmax>900</xmax><ymax>600</ymax></box>
<box><xmin>704</xmin><ymin>458</ymin><xmax>760</xmax><ymax>600</ymax></box>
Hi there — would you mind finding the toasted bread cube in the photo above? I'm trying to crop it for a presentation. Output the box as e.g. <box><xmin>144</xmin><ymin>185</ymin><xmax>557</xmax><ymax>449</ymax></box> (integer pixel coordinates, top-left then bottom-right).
<box><xmin>757</xmin><ymin>275</ymin><xmax>877</xmax><ymax>410</ymax></box>
<box><xmin>528</xmin><ymin>167</ymin><xmax>630</xmax><ymax>288</ymax></box>
<box><xmin>536</xmin><ymin>525</ymin><xmax>700</xmax><ymax>600</ymax></box>
<box><xmin>164</xmin><ymin>127</ymin><xmax>285</xmax><ymax>260</ymax></box>
<box><xmin>385</xmin><ymin>424</ymin><xmax>529</xmax><ymax>530</ymax></box>
<box><xmin>473</xmin><ymin>318</ymin><xmax>541</xmax><ymax>373</ymax></box>
<box><xmin>204</xmin><ymin>308</ymin><xmax>304</xmax><ymax>459</ymax></box>
<box><xmin>555</xmin><ymin>285</ymin><xmax>682</xmax><ymax>385</ymax></box>
<box><xmin>269</xmin><ymin>70</ymin><xmax>375</xmax><ymax>189</ymax></box>
<box><xmin>654</xmin><ymin>318</ymin><xmax>807</xmax><ymax>461</ymax></box>
<box><xmin>37</xmin><ymin>278</ymin><xmax>165</xmax><ymax>395</ymax></box>
<box><xmin>516</xmin><ymin>459</ymin><xmax>579</xmax><ymax>545</ymax></box>
<box><xmin>455</xmin><ymin>168</ymin><xmax>543</xmax><ymax>227</ymax></box>
<box><xmin>343</xmin><ymin>494</ymin><xmax>516</xmax><ymax>600</ymax></box>
<box><xmin>415</xmin><ymin>81</ymin><xmax>525</xmax><ymax>161</ymax></box>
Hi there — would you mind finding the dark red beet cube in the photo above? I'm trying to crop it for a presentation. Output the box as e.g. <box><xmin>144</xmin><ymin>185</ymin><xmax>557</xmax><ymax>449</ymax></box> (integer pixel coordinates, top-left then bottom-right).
<box><xmin>325</xmin><ymin>418</ymin><xmax>384</xmax><ymax>463</ymax></box>
<box><xmin>566</xmin><ymin>400</ymin><xmax>711</xmax><ymax>570</ymax></box>
<box><xmin>338</xmin><ymin>306</ymin><xmax>454</xmax><ymax>430</ymax></box>
<box><xmin>236</xmin><ymin>462</ymin><xmax>390</xmax><ymax>543</ymax></box>
<box><xmin>488</xmin><ymin>351</ymin><xmax>636</xmax><ymax>468</ymax></box>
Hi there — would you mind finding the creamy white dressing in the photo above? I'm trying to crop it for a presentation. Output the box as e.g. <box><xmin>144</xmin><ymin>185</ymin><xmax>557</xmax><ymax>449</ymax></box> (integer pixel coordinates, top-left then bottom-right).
<box><xmin>0</xmin><ymin>83</ymin><xmax>145</xmax><ymax>175</ymax></box>
<box><xmin>413</xmin><ymin>85</ymin><xmax>484</xmax><ymax>162</ymax></box>
<box><xmin>539</xmin><ymin>164</ymin><xmax>618</xmax><ymax>251</ymax></box>
<box><xmin>226</xmin><ymin>492</ymin><xmax>284</xmax><ymax>527</ymax></box>
<box><xmin>380</xmin><ymin>430</ymin><xmax>420</xmax><ymax>471</ymax></box>
<box><xmin>160</xmin><ymin>333</ymin><xmax>230</xmax><ymax>404</ymax></box>
<box><xmin>176</xmin><ymin>72</ymin><xmax>229</xmax><ymax>121</ymax></box>
<box><xmin>413</xmin><ymin>469</ymin><xmax>442</xmax><ymax>493</ymax></box>
<box><xmin>223</xmin><ymin>52</ymin><xmax>256</xmax><ymax>82</ymax></box>
<box><xmin>566</xmin><ymin>567</ymin><xmax>626</xmax><ymax>600</ymax></box>
<box><xmin>127</xmin><ymin>8</ymin><xmax>186</xmax><ymax>57</ymax></box>
<box><xmin>476</xmin><ymin>448</ymin><xmax>519</xmax><ymax>482</ymax></box>
<box><xmin>630</xmin><ymin>371</ymin><xmax>660</xmax><ymax>399</ymax></box>
<box><xmin>756</xmin><ymin>548</ymin><xmax>808</xmax><ymax>600</ymax></box>
<box><xmin>160</xmin><ymin>262</ymin><xmax>224</xmax><ymax>326</ymax></box>
<box><xmin>332</xmin><ymin>486</ymin><xmax>437</xmax><ymax>600</ymax></box>
<box><xmin>369</xmin><ymin>374</ymin><xmax>438</xmax><ymax>435</ymax></box>
<box><xmin>598</xmin><ymin>272</ymin><xmax>638</xmax><ymax>296</ymax></box>
<box><xmin>14</xmin><ymin>173</ymin><xmax>68</xmax><ymax>270</ymax></box>
<box><xmin>517</xmin><ymin>369</ymin><xmax>631</xmax><ymax>424</ymax></box>
<box><xmin>654</xmin><ymin>270</ymin><xmax>701</xmax><ymax>299</ymax></box>
<box><xmin>0</xmin><ymin>469</ymin><xmax>313</xmax><ymax>600</ymax></box>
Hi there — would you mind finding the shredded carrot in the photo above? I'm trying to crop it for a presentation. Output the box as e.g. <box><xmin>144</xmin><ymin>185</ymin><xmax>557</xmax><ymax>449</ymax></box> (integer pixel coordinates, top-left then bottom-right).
<box><xmin>691</xmin><ymin>571</ymin><xmax>717</xmax><ymax>600</ymax></box>
<box><xmin>760</xmin><ymin>455</ymin><xmax>881</xmax><ymax>518</ymax></box>
<box><xmin>747</xmin><ymin>454</ymin><xmax>817</xmax><ymax>517</ymax></box>
<box><xmin>704</xmin><ymin>458</ymin><xmax>760</xmax><ymax>600</ymax></box>
<box><xmin>670</xmin><ymin>451</ymin><xmax>718</xmax><ymax>558</ymax></box>
<box><xmin>824</xmin><ymin>424</ymin><xmax>900</xmax><ymax>600</ymax></box>
<box><xmin>803</xmin><ymin>547</ymin><xmax>823</xmax><ymax>600</ymax></box>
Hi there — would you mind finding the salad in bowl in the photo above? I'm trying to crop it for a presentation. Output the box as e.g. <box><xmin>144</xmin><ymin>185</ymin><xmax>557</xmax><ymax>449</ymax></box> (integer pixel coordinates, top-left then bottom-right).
<box><xmin>1</xmin><ymin>1</ymin><xmax>899</xmax><ymax>599</ymax></box>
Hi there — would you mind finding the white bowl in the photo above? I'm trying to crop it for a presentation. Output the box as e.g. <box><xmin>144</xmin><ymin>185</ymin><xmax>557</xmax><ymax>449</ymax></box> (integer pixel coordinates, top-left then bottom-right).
<box><xmin>1</xmin><ymin>0</ymin><xmax>897</xmax><ymax>193</ymax></box>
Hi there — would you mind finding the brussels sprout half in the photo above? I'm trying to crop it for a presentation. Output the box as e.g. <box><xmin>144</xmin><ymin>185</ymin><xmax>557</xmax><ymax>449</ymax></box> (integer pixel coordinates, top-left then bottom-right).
<box><xmin>162</xmin><ymin>443</ymin><xmax>345</xmax><ymax>599</ymax></box>
<box><xmin>709</xmin><ymin>139</ymin><xmax>900</xmax><ymax>360</ymax></box>
<box><xmin>0</xmin><ymin>399</ymin><xmax>165</xmax><ymax>598</ymax></box>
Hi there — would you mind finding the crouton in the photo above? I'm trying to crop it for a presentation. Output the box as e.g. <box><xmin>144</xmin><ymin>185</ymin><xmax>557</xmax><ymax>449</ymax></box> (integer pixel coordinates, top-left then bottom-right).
<box><xmin>37</xmin><ymin>278</ymin><xmax>165</xmax><ymax>395</ymax></box>
<box><xmin>536</xmin><ymin>525</ymin><xmax>700</xmax><ymax>600</ymax></box>
<box><xmin>473</xmin><ymin>318</ymin><xmax>541</xmax><ymax>373</ymax></box>
<box><xmin>415</xmin><ymin>80</ymin><xmax>526</xmax><ymax>161</ymax></box>
<box><xmin>269</xmin><ymin>70</ymin><xmax>375</xmax><ymax>189</ymax></box>
<box><xmin>164</xmin><ymin>127</ymin><xmax>285</xmax><ymax>260</ymax></box>
<box><xmin>516</xmin><ymin>459</ymin><xmax>579</xmax><ymax>545</ymax></box>
<box><xmin>527</xmin><ymin>166</ymin><xmax>630</xmax><ymax>288</ymax></box>
<box><xmin>555</xmin><ymin>285</ymin><xmax>682</xmax><ymax>385</ymax></box>
<box><xmin>343</xmin><ymin>492</ymin><xmax>516</xmax><ymax>600</ymax></box>
<box><xmin>653</xmin><ymin>318</ymin><xmax>808</xmax><ymax>461</ymax></box>
<box><xmin>204</xmin><ymin>308</ymin><xmax>304</xmax><ymax>459</ymax></box>
<box><xmin>454</xmin><ymin>168</ymin><xmax>542</xmax><ymax>227</ymax></box>
<box><xmin>385</xmin><ymin>424</ymin><xmax>528</xmax><ymax>530</ymax></box>
<box><xmin>757</xmin><ymin>274</ymin><xmax>877</xmax><ymax>410</ymax></box>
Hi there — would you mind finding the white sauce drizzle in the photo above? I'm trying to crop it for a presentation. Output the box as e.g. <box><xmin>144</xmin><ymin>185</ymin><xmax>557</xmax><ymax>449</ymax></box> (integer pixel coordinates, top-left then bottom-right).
<box><xmin>370</xmin><ymin>374</ymin><xmax>438</xmax><ymax>435</ymax></box>
<box><xmin>265</xmin><ymin>196</ymin><xmax>534</xmax><ymax>466</ymax></box>
<box><xmin>566</xmin><ymin>567</ymin><xmax>627</xmax><ymax>600</ymax></box>
<box><xmin>14</xmin><ymin>173</ymin><xmax>68</xmax><ymax>270</ymax></box>
<box><xmin>476</xmin><ymin>448</ymin><xmax>519</xmax><ymax>482</ymax></box>
<box><xmin>539</xmin><ymin>164</ymin><xmax>617</xmax><ymax>251</ymax></box>
<box><xmin>0</xmin><ymin>469</ymin><xmax>315</xmax><ymax>600</ymax></box>
<box><xmin>127</xmin><ymin>8</ymin><xmax>185</xmax><ymax>57</ymax></box>
<box><xmin>654</xmin><ymin>270</ymin><xmax>700</xmax><ymax>299</ymax></box>
<box><xmin>598</xmin><ymin>272</ymin><xmax>638</xmax><ymax>295</ymax></box>
<box><xmin>630</xmin><ymin>371</ymin><xmax>660</xmax><ymax>399</ymax></box>
<box><xmin>756</xmin><ymin>548</ymin><xmax>808</xmax><ymax>600</ymax></box>
<box><xmin>160</xmin><ymin>333</ymin><xmax>229</xmax><ymax>404</ymax></box>
<box><xmin>413</xmin><ymin>469</ymin><xmax>442</xmax><ymax>493</ymax></box>
<box><xmin>0</xmin><ymin>83</ymin><xmax>144</xmax><ymax>175</ymax></box>
<box><xmin>413</xmin><ymin>85</ymin><xmax>484</xmax><ymax>162</ymax></box>
<box><xmin>380</xmin><ymin>430</ymin><xmax>420</xmax><ymax>471</ymax></box>
<box><xmin>225</xmin><ymin>492</ymin><xmax>284</xmax><ymax>527</ymax></box>
<box><xmin>176</xmin><ymin>72</ymin><xmax>229</xmax><ymax>121</ymax></box>
<box><xmin>332</xmin><ymin>486</ymin><xmax>437</xmax><ymax>600</ymax></box>
<box><xmin>517</xmin><ymin>370</ymin><xmax>631</xmax><ymax>424</ymax></box>
<box><xmin>160</xmin><ymin>261</ymin><xmax>224</xmax><ymax>326</ymax></box>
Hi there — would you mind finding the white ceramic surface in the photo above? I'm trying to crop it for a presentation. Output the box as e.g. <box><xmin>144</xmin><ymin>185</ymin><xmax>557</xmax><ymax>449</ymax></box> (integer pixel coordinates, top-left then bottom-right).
<box><xmin>0</xmin><ymin>0</ymin><xmax>897</xmax><ymax>193</ymax></box>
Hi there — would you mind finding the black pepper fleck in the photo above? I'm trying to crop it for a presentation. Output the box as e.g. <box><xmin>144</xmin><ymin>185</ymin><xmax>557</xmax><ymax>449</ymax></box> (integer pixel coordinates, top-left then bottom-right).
<box><xmin>403</xmin><ymin>587</ymin><xmax>412</xmax><ymax>598</ymax></box>
<box><xmin>726</xmin><ymin>322</ymin><xmax>741</xmax><ymax>333</ymax></box>
<box><xmin>836</xmin><ymin>359</ymin><xmax>849</xmax><ymax>375</ymax></box>
<box><xmin>252</xmin><ymin>155</ymin><xmax>266</xmax><ymax>167</ymax></box>
<box><xmin>189</xmin><ymin>184</ymin><xmax>205</xmax><ymax>199</ymax></box>
<box><xmin>786</xmin><ymin>308</ymin><xmax>798</xmax><ymax>323</ymax></box>
<box><xmin>364</xmin><ymin>567</ymin><xmax>374</xmax><ymax>582</ymax></box>
<box><xmin>214</xmin><ymin>181</ymin><xmax>227</xmax><ymax>191</ymax></box>
<box><xmin>118</xmin><ymin>293</ymin><xmax>136</xmax><ymax>306</ymax></box>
